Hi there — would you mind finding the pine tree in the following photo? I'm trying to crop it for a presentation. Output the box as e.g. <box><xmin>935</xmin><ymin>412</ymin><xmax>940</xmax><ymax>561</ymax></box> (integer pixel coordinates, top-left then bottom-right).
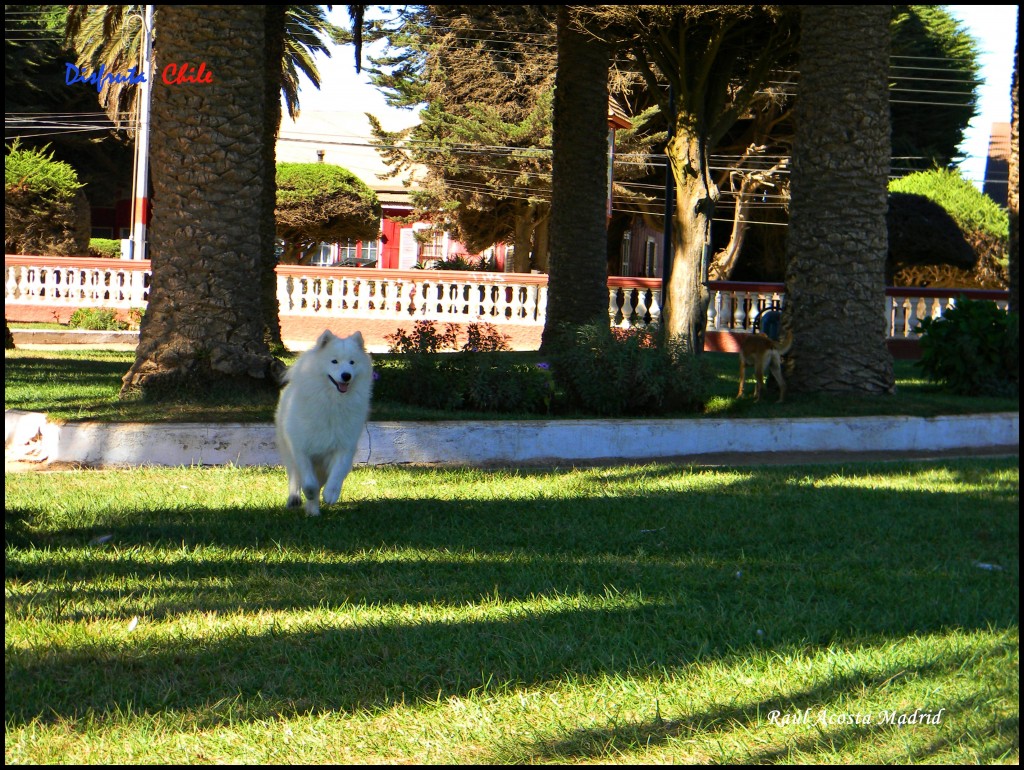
<box><xmin>366</xmin><ymin>6</ymin><xmax>557</xmax><ymax>271</ymax></box>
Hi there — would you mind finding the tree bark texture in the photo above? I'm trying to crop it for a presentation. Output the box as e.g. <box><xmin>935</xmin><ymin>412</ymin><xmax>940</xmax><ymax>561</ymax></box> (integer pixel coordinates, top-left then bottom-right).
<box><xmin>662</xmin><ymin>132</ymin><xmax>716</xmax><ymax>354</ymax></box>
<box><xmin>122</xmin><ymin>5</ymin><xmax>282</xmax><ymax>395</ymax></box>
<box><xmin>784</xmin><ymin>4</ymin><xmax>895</xmax><ymax>394</ymax></box>
<box><xmin>540</xmin><ymin>6</ymin><xmax>610</xmax><ymax>352</ymax></box>
<box><xmin>261</xmin><ymin>5</ymin><xmax>286</xmax><ymax>347</ymax></box>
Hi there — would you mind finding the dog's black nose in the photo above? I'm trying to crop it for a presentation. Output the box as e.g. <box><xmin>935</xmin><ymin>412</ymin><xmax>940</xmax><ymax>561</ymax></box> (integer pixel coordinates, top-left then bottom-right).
<box><xmin>341</xmin><ymin>372</ymin><xmax>352</xmax><ymax>382</ymax></box>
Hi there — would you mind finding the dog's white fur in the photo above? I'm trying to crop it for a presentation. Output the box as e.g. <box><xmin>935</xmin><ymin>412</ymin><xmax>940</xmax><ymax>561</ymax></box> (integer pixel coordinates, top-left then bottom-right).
<box><xmin>275</xmin><ymin>330</ymin><xmax>373</xmax><ymax>516</ymax></box>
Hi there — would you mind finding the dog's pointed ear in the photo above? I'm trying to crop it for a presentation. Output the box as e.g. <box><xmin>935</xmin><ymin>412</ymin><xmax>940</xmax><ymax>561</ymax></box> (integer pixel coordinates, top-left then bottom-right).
<box><xmin>316</xmin><ymin>329</ymin><xmax>336</xmax><ymax>349</ymax></box>
<box><xmin>350</xmin><ymin>331</ymin><xmax>365</xmax><ymax>349</ymax></box>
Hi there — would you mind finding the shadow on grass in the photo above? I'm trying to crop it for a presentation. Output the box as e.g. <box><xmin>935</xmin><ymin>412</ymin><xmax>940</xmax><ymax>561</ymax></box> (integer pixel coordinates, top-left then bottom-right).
<box><xmin>4</xmin><ymin>460</ymin><xmax>1019</xmax><ymax>732</ymax></box>
<box><xmin>4</xmin><ymin>353</ymin><xmax>282</xmax><ymax>422</ymax></box>
<box><xmin>519</xmin><ymin>686</ymin><xmax>1018</xmax><ymax>764</ymax></box>
<box><xmin>6</xmin><ymin>349</ymin><xmax>1019</xmax><ymax>423</ymax></box>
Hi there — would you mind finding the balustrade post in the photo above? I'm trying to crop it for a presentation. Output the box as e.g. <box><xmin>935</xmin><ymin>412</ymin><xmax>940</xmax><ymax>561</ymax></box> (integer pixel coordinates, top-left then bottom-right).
<box><xmin>634</xmin><ymin>289</ymin><xmax>649</xmax><ymax>327</ymax></box>
<box><xmin>648</xmin><ymin>288</ymin><xmax>662</xmax><ymax>326</ymax></box>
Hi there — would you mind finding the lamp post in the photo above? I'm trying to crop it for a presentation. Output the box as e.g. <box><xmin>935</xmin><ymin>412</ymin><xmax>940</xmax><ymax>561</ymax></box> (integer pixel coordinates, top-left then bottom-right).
<box><xmin>129</xmin><ymin>5</ymin><xmax>154</xmax><ymax>260</ymax></box>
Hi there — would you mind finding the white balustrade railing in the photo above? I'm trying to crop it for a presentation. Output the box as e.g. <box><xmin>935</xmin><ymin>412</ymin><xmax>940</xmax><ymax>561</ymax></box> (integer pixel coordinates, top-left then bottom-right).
<box><xmin>884</xmin><ymin>287</ymin><xmax>1010</xmax><ymax>338</ymax></box>
<box><xmin>6</xmin><ymin>256</ymin><xmax>1010</xmax><ymax>339</ymax></box>
<box><xmin>4</xmin><ymin>256</ymin><xmax>151</xmax><ymax>309</ymax></box>
<box><xmin>705</xmin><ymin>282</ymin><xmax>787</xmax><ymax>333</ymax></box>
<box><xmin>274</xmin><ymin>265</ymin><xmax>550</xmax><ymax>325</ymax></box>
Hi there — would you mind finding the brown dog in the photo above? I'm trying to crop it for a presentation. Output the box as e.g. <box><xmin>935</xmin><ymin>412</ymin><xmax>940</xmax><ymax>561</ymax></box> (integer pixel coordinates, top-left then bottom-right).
<box><xmin>737</xmin><ymin>330</ymin><xmax>793</xmax><ymax>403</ymax></box>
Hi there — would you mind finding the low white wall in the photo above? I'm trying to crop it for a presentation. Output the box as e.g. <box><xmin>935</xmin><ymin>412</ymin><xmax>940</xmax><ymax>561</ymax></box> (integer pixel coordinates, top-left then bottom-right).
<box><xmin>5</xmin><ymin>412</ymin><xmax>1014</xmax><ymax>467</ymax></box>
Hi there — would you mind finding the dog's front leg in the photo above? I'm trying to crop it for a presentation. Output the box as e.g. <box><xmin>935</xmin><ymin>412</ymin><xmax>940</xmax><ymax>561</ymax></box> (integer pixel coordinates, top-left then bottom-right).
<box><xmin>321</xmin><ymin>448</ymin><xmax>357</xmax><ymax>506</ymax></box>
<box><xmin>278</xmin><ymin>439</ymin><xmax>304</xmax><ymax>509</ymax></box>
<box><xmin>290</xmin><ymin>453</ymin><xmax>322</xmax><ymax>516</ymax></box>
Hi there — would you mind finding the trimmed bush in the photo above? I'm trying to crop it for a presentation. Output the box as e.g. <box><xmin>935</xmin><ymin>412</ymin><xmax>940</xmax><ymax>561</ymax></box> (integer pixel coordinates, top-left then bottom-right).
<box><xmin>275</xmin><ymin>162</ymin><xmax>381</xmax><ymax>263</ymax></box>
<box><xmin>68</xmin><ymin>308</ymin><xmax>128</xmax><ymax>331</ymax></box>
<box><xmin>889</xmin><ymin>168</ymin><xmax>1008</xmax><ymax>240</ymax></box>
<box><xmin>88</xmin><ymin>238</ymin><xmax>122</xmax><ymax>258</ymax></box>
<box><xmin>915</xmin><ymin>297</ymin><xmax>1018</xmax><ymax>396</ymax></box>
<box><xmin>552</xmin><ymin>322</ymin><xmax>708</xmax><ymax>416</ymax></box>
<box><xmin>889</xmin><ymin>169</ymin><xmax>1009</xmax><ymax>280</ymax></box>
<box><xmin>5</xmin><ymin>140</ymin><xmax>90</xmax><ymax>256</ymax></box>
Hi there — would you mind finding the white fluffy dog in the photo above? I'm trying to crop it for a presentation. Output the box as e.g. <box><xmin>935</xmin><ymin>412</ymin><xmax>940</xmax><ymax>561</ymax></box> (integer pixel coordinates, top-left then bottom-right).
<box><xmin>275</xmin><ymin>330</ymin><xmax>373</xmax><ymax>516</ymax></box>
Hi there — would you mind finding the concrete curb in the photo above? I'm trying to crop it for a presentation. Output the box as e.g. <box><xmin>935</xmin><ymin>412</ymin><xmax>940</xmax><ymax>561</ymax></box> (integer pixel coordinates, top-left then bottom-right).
<box><xmin>5</xmin><ymin>409</ymin><xmax>1018</xmax><ymax>468</ymax></box>
<box><xmin>10</xmin><ymin>329</ymin><xmax>140</xmax><ymax>345</ymax></box>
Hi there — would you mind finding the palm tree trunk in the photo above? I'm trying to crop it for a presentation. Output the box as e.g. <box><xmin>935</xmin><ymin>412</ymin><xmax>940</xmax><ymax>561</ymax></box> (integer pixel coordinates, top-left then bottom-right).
<box><xmin>540</xmin><ymin>6</ymin><xmax>610</xmax><ymax>352</ymax></box>
<box><xmin>121</xmin><ymin>5</ymin><xmax>282</xmax><ymax>396</ymax></box>
<box><xmin>262</xmin><ymin>5</ymin><xmax>286</xmax><ymax>348</ymax></box>
<box><xmin>783</xmin><ymin>5</ymin><xmax>895</xmax><ymax>395</ymax></box>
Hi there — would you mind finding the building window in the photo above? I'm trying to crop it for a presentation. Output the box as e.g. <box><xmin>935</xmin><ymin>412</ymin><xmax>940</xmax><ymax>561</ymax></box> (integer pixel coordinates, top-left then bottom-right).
<box><xmin>620</xmin><ymin>231</ymin><xmax>632</xmax><ymax>276</ymax></box>
<box><xmin>644</xmin><ymin>237</ymin><xmax>658</xmax><ymax>277</ymax></box>
<box><xmin>362</xmin><ymin>238</ymin><xmax>379</xmax><ymax>265</ymax></box>
<box><xmin>309</xmin><ymin>242</ymin><xmax>335</xmax><ymax>266</ymax></box>
<box><xmin>337</xmin><ymin>238</ymin><xmax>358</xmax><ymax>263</ymax></box>
<box><xmin>418</xmin><ymin>232</ymin><xmax>445</xmax><ymax>261</ymax></box>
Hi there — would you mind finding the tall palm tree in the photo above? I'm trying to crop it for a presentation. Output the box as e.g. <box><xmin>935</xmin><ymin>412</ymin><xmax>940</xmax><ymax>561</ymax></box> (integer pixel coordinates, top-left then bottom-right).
<box><xmin>63</xmin><ymin>5</ymin><xmax>143</xmax><ymax>129</ymax></box>
<box><xmin>346</xmin><ymin>5</ymin><xmax>365</xmax><ymax>72</ymax></box>
<box><xmin>783</xmin><ymin>5</ymin><xmax>895</xmax><ymax>395</ymax></box>
<box><xmin>67</xmin><ymin>4</ymin><xmax>339</xmax><ymax>351</ymax></box>
<box><xmin>539</xmin><ymin>6</ymin><xmax>611</xmax><ymax>353</ymax></box>
<box><xmin>120</xmin><ymin>5</ymin><xmax>281</xmax><ymax>395</ymax></box>
<box><xmin>262</xmin><ymin>5</ymin><xmax>288</xmax><ymax>347</ymax></box>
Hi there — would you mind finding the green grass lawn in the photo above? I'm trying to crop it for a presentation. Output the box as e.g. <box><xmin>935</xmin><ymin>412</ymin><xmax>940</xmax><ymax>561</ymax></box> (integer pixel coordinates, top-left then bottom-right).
<box><xmin>4</xmin><ymin>347</ymin><xmax>1018</xmax><ymax>423</ymax></box>
<box><xmin>4</xmin><ymin>458</ymin><xmax>1018</xmax><ymax>763</ymax></box>
<box><xmin>7</xmin><ymin>321</ymin><xmax>69</xmax><ymax>331</ymax></box>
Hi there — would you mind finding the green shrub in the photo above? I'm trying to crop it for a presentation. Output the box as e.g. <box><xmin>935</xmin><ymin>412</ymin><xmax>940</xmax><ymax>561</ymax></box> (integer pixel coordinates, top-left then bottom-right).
<box><xmin>888</xmin><ymin>168</ymin><xmax>1008</xmax><ymax>241</ymax></box>
<box><xmin>385</xmin><ymin>320</ymin><xmax>510</xmax><ymax>354</ymax></box>
<box><xmin>385</xmin><ymin>321</ymin><xmax>459</xmax><ymax>354</ymax></box>
<box><xmin>430</xmin><ymin>254</ymin><xmax>493</xmax><ymax>272</ymax></box>
<box><xmin>376</xmin><ymin>355</ymin><xmax>553</xmax><ymax>414</ymax></box>
<box><xmin>126</xmin><ymin>307</ymin><xmax>145</xmax><ymax>330</ymax></box>
<box><xmin>379</xmin><ymin>322</ymin><xmax>540</xmax><ymax>413</ymax></box>
<box><xmin>443</xmin><ymin>354</ymin><xmax>553</xmax><ymax>413</ymax></box>
<box><xmin>88</xmin><ymin>238</ymin><xmax>122</xmax><ymax>258</ymax></box>
<box><xmin>5</xmin><ymin>139</ymin><xmax>89</xmax><ymax>256</ymax></box>
<box><xmin>379</xmin><ymin>321</ymin><xmax>705</xmax><ymax>417</ymax></box>
<box><xmin>68</xmin><ymin>308</ymin><xmax>128</xmax><ymax>331</ymax></box>
<box><xmin>461</xmin><ymin>322</ymin><xmax>511</xmax><ymax>352</ymax></box>
<box><xmin>552</xmin><ymin>322</ymin><xmax>708</xmax><ymax>416</ymax></box>
<box><xmin>915</xmin><ymin>297</ymin><xmax>1018</xmax><ymax>396</ymax></box>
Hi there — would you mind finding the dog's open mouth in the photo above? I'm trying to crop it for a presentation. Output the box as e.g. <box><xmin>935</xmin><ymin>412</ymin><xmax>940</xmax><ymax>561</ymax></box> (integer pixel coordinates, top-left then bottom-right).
<box><xmin>327</xmin><ymin>374</ymin><xmax>349</xmax><ymax>394</ymax></box>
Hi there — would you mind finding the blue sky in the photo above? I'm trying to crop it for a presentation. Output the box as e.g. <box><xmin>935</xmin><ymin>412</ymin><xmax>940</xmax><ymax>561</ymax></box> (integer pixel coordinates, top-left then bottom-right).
<box><xmin>298</xmin><ymin>6</ymin><xmax>1019</xmax><ymax>193</ymax></box>
<box><xmin>946</xmin><ymin>4</ymin><xmax>1017</xmax><ymax>190</ymax></box>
